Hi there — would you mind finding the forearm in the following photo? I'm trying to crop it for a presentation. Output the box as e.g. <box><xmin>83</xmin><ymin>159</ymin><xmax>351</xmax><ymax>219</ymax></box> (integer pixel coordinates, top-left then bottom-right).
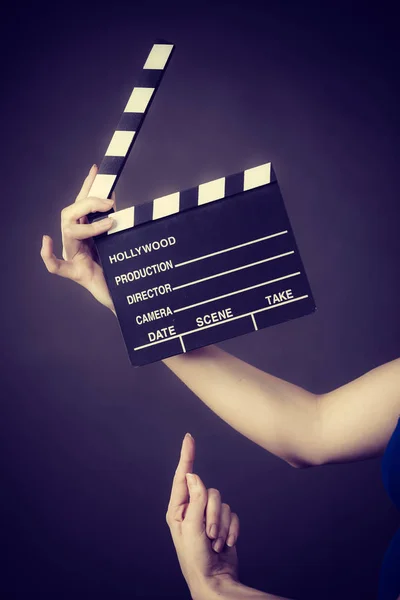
<box><xmin>163</xmin><ymin>345</ymin><xmax>322</xmax><ymax>467</ymax></box>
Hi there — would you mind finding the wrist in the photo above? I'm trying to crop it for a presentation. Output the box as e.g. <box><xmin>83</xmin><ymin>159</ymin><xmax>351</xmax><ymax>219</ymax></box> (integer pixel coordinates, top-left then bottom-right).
<box><xmin>192</xmin><ymin>575</ymin><xmax>278</xmax><ymax>600</ymax></box>
<box><xmin>190</xmin><ymin>574</ymin><xmax>238</xmax><ymax>600</ymax></box>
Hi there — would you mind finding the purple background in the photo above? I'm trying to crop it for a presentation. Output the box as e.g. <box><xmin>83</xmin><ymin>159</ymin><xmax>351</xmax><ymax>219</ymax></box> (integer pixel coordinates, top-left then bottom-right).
<box><xmin>1</xmin><ymin>2</ymin><xmax>399</xmax><ymax>598</ymax></box>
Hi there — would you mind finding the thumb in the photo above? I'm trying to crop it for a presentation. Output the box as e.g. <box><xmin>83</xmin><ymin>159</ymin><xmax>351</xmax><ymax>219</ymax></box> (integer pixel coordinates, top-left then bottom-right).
<box><xmin>184</xmin><ymin>473</ymin><xmax>207</xmax><ymax>533</ymax></box>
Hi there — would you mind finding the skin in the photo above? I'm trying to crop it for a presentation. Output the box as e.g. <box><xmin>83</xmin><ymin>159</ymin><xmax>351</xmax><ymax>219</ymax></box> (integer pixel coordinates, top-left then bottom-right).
<box><xmin>41</xmin><ymin>165</ymin><xmax>400</xmax><ymax>469</ymax></box>
<box><xmin>41</xmin><ymin>164</ymin><xmax>400</xmax><ymax>597</ymax></box>
<box><xmin>167</xmin><ymin>433</ymin><xmax>291</xmax><ymax>600</ymax></box>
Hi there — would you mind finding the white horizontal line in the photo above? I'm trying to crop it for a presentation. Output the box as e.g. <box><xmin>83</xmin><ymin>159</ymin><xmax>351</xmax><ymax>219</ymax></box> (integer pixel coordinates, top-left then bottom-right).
<box><xmin>133</xmin><ymin>295</ymin><xmax>309</xmax><ymax>350</ymax></box>
<box><xmin>175</xmin><ymin>231</ymin><xmax>288</xmax><ymax>267</ymax></box>
<box><xmin>172</xmin><ymin>251</ymin><xmax>295</xmax><ymax>291</ymax></box>
<box><xmin>173</xmin><ymin>272</ymin><xmax>301</xmax><ymax>313</ymax></box>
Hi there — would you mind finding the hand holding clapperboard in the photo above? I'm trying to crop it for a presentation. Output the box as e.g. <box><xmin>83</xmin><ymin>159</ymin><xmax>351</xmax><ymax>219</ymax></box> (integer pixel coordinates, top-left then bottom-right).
<box><xmin>56</xmin><ymin>41</ymin><xmax>317</xmax><ymax>367</ymax></box>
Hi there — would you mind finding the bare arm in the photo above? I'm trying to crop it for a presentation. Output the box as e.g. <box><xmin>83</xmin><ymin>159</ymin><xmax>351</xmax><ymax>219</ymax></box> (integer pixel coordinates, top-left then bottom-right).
<box><xmin>318</xmin><ymin>357</ymin><xmax>400</xmax><ymax>464</ymax></box>
<box><xmin>163</xmin><ymin>347</ymin><xmax>400</xmax><ymax>467</ymax></box>
<box><xmin>163</xmin><ymin>346</ymin><xmax>322</xmax><ymax>468</ymax></box>
<box><xmin>42</xmin><ymin>166</ymin><xmax>400</xmax><ymax>468</ymax></box>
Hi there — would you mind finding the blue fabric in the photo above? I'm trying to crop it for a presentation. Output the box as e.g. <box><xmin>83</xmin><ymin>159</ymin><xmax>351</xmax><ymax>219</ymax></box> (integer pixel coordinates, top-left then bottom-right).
<box><xmin>379</xmin><ymin>418</ymin><xmax>400</xmax><ymax>600</ymax></box>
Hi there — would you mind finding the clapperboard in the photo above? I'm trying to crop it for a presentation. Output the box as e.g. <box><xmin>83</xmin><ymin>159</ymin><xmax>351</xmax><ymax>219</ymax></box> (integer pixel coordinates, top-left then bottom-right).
<box><xmin>87</xmin><ymin>41</ymin><xmax>316</xmax><ymax>367</ymax></box>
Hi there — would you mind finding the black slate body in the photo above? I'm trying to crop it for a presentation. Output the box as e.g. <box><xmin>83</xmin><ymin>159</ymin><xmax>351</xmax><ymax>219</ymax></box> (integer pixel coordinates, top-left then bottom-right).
<box><xmin>95</xmin><ymin>179</ymin><xmax>316</xmax><ymax>366</ymax></box>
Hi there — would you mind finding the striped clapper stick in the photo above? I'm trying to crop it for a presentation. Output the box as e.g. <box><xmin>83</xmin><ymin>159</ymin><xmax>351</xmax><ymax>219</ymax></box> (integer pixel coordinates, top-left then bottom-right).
<box><xmin>86</xmin><ymin>41</ymin><xmax>175</xmax><ymax>221</ymax></box>
<box><xmin>93</xmin><ymin>162</ymin><xmax>317</xmax><ymax>366</ymax></box>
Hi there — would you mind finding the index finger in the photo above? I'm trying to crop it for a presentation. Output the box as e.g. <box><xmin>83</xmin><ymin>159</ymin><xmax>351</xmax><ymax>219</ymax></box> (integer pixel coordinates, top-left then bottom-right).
<box><xmin>168</xmin><ymin>433</ymin><xmax>195</xmax><ymax>513</ymax></box>
<box><xmin>75</xmin><ymin>164</ymin><xmax>98</xmax><ymax>203</ymax></box>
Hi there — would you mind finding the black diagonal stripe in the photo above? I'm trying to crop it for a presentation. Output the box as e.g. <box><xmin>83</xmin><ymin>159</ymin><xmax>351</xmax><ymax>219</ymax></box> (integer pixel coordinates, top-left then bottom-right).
<box><xmin>270</xmin><ymin>164</ymin><xmax>277</xmax><ymax>183</ymax></box>
<box><xmin>179</xmin><ymin>186</ymin><xmax>199</xmax><ymax>211</ymax></box>
<box><xmin>87</xmin><ymin>208</ymin><xmax>115</xmax><ymax>224</ymax></box>
<box><xmin>98</xmin><ymin>156</ymin><xmax>125</xmax><ymax>175</ymax></box>
<box><xmin>135</xmin><ymin>70</ymin><xmax>163</xmax><ymax>88</ymax></box>
<box><xmin>117</xmin><ymin>112</ymin><xmax>143</xmax><ymax>131</ymax></box>
<box><xmin>134</xmin><ymin>201</ymin><xmax>154</xmax><ymax>226</ymax></box>
<box><xmin>225</xmin><ymin>172</ymin><xmax>244</xmax><ymax>197</ymax></box>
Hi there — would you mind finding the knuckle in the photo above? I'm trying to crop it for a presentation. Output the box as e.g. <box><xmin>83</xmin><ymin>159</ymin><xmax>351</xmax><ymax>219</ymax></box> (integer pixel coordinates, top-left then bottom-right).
<box><xmin>46</xmin><ymin>262</ymin><xmax>58</xmax><ymax>275</ymax></box>
<box><xmin>96</xmin><ymin>218</ymin><xmax>110</xmax><ymax>228</ymax></box>
<box><xmin>189</xmin><ymin>488</ymin><xmax>202</xmax><ymax>500</ymax></box>
<box><xmin>230</xmin><ymin>513</ymin><xmax>239</xmax><ymax>530</ymax></box>
<box><xmin>89</xmin><ymin>197</ymin><xmax>104</xmax><ymax>209</ymax></box>
<box><xmin>194</xmin><ymin>486</ymin><xmax>205</xmax><ymax>498</ymax></box>
<box><xmin>182</xmin><ymin>518</ymin><xmax>196</xmax><ymax>531</ymax></box>
<box><xmin>60</xmin><ymin>206</ymin><xmax>70</xmax><ymax>221</ymax></box>
<box><xmin>62</xmin><ymin>225</ymin><xmax>73</xmax><ymax>237</ymax></box>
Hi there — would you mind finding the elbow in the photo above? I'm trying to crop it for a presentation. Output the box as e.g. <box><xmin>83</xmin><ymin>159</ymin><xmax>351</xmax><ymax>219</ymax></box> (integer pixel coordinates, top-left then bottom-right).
<box><xmin>284</xmin><ymin>444</ymin><xmax>326</xmax><ymax>469</ymax></box>
<box><xmin>288</xmin><ymin>394</ymin><xmax>326</xmax><ymax>469</ymax></box>
<box><xmin>286</xmin><ymin>442</ymin><xmax>327</xmax><ymax>468</ymax></box>
<box><xmin>287</xmin><ymin>455</ymin><xmax>325</xmax><ymax>468</ymax></box>
<box><xmin>270</xmin><ymin>392</ymin><xmax>326</xmax><ymax>469</ymax></box>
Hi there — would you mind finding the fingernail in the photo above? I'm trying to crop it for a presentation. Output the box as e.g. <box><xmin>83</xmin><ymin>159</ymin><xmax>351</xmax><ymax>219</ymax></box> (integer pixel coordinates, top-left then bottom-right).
<box><xmin>213</xmin><ymin>538</ymin><xmax>223</xmax><ymax>553</ymax></box>
<box><xmin>186</xmin><ymin>473</ymin><xmax>196</xmax><ymax>486</ymax></box>
<box><xmin>209</xmin><ymin>524</ymin><xmax>218</xmax><ymax>539</ymax></box>
<box><xmin>226</xmin><ymin>534</ymin><xmax>235</xmax><ymax>547</ymax></box>
<box><xmin>185</xmin><ymin>433</ymin><xmax>193</xmax><ymax>439</ymax></box>
<box><xmin>92</xmin><ymin>163</ymin><xmax>97</xmax><ymax>170</ymax></box>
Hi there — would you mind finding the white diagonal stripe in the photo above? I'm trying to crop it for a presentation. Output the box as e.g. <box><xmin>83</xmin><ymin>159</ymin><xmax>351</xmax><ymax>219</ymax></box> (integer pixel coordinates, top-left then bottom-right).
<box><xmin>244</xmin><ymin>163</ymin><xmax>271</xmax><ymax>191</ymax></box>
<box><xmin>198</xmin><ymin>177</ymin><xmax>225</xmax><ymax>205</ymax></box>
<box><xmin>124</xmin><ymin>87</ymin><xmax>155</xmax><ymax>113</ymax></box>
<box><xmin>105</xmin><ymin>131</ymin><xmax>136</xmax><ymax>157</ymax></box>
<box><xmin>88</xmin><ymin>174</ymin><xmax>116</xmax><ymax>200</ymax></box>
<box><xmin>107</xmin><ymin>206</ymin><xmax>135</xmax><ymax>234</ymax></box>
<box><xmin>152</xmin><ymin>192</ymin><xmax>180</xmax><ymax>220</ymax></box>
<box><xmin>143</xmin><ymin>44</ymin><xmax>174</xmax><ymax>70</ymax></box>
